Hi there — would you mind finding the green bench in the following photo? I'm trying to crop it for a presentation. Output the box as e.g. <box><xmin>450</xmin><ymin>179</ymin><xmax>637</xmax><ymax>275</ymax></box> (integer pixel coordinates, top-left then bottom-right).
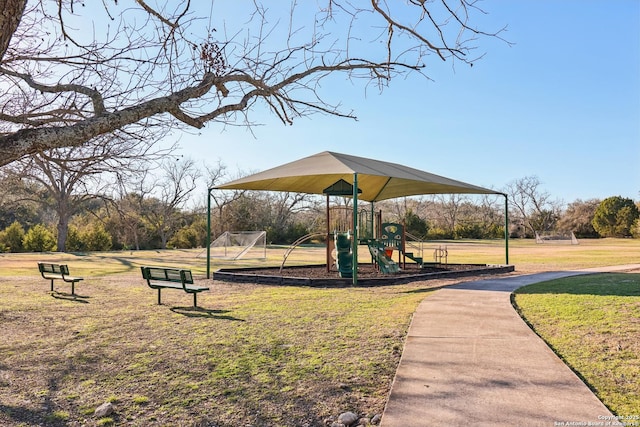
<box><xmin>140</xmin><ymin>266</ymin><xmax>209</xmax><ymax>307</ymax></box>
<box><xmin>38</xmin><ymin>262</ymin><xmax>84</xmax><ymax>295</ymax></box>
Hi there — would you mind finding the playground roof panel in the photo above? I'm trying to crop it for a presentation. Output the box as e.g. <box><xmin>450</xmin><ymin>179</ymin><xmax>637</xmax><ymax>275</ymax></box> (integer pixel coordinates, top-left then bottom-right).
<box><xmin>213</xmin><ymin>151</ymin><xmax>502</xmax><ymax>202</ymax></box>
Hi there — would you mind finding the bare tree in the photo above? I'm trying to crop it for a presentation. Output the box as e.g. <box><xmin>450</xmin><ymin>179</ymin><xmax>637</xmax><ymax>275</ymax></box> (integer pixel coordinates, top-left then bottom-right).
<box><xmin>0</xmin><ymin>1</ymin><xmax>506</xmax><ymax>166</ymax></box>
<box><xmin>3</xmin><ymin>134</ymin><xmax>170</xmax><ymax>251</ymax></box>
<box><xmin>474</xmin><ymin>193</ymin><xmax>505</xmax><ymax>235</ymax></box>
<box><xmin>139</xmin><ymin>158</ymin><xmax>201</xmax><ymax>249</ymax></box>
<box><xmin>206</xmin><ymin>161</ymin><xmax>246</xmax><ymax>238</ymax></box>
<box><xmin>383</xmin><ymin>197</ymin><xmax>422</xmax><ymax>223</ymax></box>
<box><xmin>110</xmin><ymin>192</ymin><xmax>149</xmax><ymax>251</ymax></box>
<box><xmin>0</xmin><ymin>169</ymin><xmax>41</xmax><ymax>229</ymax></box>
<box><xmin>556</xmin><ymin>198</ymin><xmax>600</xmax><ymax>238</ymax></box>
<box><xmin>265</xmin><ymin>191</ymin><xmax>314</xmax><ymax>240</ymax></box>
<box><xmin>504</xmin><ymin>176</ymin><xmax>563</xmax><ymax>237</ymax></box>
<box><xmin>432</xmin><ymin>194</ymin><xmax>468</xmax><ymax>235</ymax></box>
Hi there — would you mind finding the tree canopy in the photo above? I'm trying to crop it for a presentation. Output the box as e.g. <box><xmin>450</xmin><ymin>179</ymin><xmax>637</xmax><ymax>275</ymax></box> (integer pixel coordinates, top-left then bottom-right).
<box><xmin>592</xmin><ymin>196</ymin><xmax>640</xmax><ymax>238</ymax></box>
<box><xmin>0</xmin><ymin>0</ymin><xmax>505</xmax><ymax>167</ymax></box>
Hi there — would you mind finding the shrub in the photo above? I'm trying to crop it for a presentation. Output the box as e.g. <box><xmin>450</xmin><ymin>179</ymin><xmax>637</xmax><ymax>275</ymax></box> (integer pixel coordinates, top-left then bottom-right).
<box><xmin>266</xmin><ymin>223</ymin><xmax>310</xmax><ymax>244</ymax></box>
<box><xmin>485</xmin><ymin>224</ymin><xmax>505</xmax><ymax>239</ymax></box>
<box><xmin>425</xmin><ymin>227</ymin><xmax>453</xmax><ymax>240</ymax></box>
<box><xmin>22</xmin><ymin>224</ymin><xmax>56</xmax><ymax>252</ymax></box>
<box><xmin>454</xmin><ymin>223</ymin><xmax>485</xmax><ymax>239</ymax></box>
<box><xmin>66</xmin><ymin>226</ymin><xmax>85</xmax><ymax>252</ymax></box>
<box><xmin>0</xmin><ymin>221</ymin><xmax>26</xmax><ymax>252</ymax></box>
<box><xmin>632</xmin><ymin>218</ymin><xmax>640</xmax><ymax>239</ymax></box>
<box><xmin>453</xmin><ymin>223</ymin><xmax>505</xmax><ymax>239</ymax></box>
<box><xmin>83</xmin><ymin>223</ymin><xmax>113</xmax><ymax>251</ymax></box>
<box><xmin>592</xmin><ymin>196</ymin><xmax>639</xmax><ymax>238</ymax></box>
<box><xmin>168</xmin><ymin>225</ymin><xmax>199</xmax><ymax>249</ymax></box>
<box><xmin>66</xmin><ymin>224</ymin><xmax>113</xmax><ymax>252</ymax></box>
<box><xmin>404</xmin><ymin>210</ymin><xmax>429</xmax><ymax>239</ymax></box>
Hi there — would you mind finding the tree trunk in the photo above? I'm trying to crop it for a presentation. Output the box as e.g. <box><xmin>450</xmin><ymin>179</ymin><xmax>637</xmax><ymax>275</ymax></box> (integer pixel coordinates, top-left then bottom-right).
<box><xmin>57</xmin><ymin>217</ymin><xmax>69</xmax><ymax>252</ymax></box>
<box><xmin>0</xmin><ymin>0</ymin><xmax>26</xmax><ymax>62</ymax></box>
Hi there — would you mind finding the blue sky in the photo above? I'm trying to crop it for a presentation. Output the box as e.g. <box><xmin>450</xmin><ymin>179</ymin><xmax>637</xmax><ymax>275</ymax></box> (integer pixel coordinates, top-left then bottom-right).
<box><xmin>176</xmin><ymin>1</ymin><xmax>640</xmax><ymax>205</ymax></box>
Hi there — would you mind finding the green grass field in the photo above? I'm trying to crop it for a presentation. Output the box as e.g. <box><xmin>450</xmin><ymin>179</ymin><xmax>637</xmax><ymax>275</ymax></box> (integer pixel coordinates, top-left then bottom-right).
<box><xmin>513</xmin><ymin>273</ymin><xmax>640</xmax><ymax>416</ymax></box>
<box><xmin>0</xmin><ymin>238</ymin><xmax>639</xmax><ymax>425</ymax></box>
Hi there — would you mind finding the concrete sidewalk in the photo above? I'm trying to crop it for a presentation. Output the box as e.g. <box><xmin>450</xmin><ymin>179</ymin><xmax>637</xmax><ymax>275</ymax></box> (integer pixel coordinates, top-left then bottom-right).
<box><xmin>381</xmin><ymin>265</ymin><xmax>640</xmax><ymax>427</ymax></box>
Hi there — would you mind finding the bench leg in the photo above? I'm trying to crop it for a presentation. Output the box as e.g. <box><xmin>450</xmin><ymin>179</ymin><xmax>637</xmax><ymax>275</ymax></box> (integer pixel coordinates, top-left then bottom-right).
<box><xmin>50</xmin><ymin>279</ymin><xmax>54</xmax><ymax>292</ymax></box>
<box><xmin>71</xmin><ymin>281</ymin><xmax>75</xmax><ymax>296</ymax></box>
<box><xmin>193</xmin><ymin>293</ymin><xmax>197</xmax><ymax>308</ymax></box>
<box><xmin>157</xmin><ymin>288</ymin><xmax>162</xmax><ymax>305</ymax></box>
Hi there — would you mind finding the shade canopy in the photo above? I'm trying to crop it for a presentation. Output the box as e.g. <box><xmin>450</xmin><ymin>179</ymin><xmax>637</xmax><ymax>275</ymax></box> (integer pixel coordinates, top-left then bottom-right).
<box><xmin>214</xmin><ymin>151</ymin><xmax>501</xmax><ymax>201</ymax></box>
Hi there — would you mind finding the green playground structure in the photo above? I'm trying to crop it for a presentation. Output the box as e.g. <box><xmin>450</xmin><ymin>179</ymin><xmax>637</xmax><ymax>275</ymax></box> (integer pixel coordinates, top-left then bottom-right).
<box><xmin>329</xmin><ymin>208</ymin><xmax>433</xmax><ymax>277</ymax></box>
<box><xmin>365</xmin><ymin>222</ymin><xmax>432</xmax><ymax>274</ymax></box>
<box><xmin>334</xmin><ymin>231</ymin><xmax>353</xmax><ymax>278</ymax></box>
<box><xmin>278</xmin><ymin>180</ymin><xmax>444</xmax><ymax>279</ymax></box>
<box><xmin>366</xmin><ymin>240</ymin><xmax>400</xmax><ymax>274</ymax></box>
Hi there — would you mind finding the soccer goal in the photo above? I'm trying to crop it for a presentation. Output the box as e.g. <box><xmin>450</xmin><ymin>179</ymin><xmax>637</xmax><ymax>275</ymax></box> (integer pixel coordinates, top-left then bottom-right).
<box><xmin>203</xmin><ymin>231</ymin><xmax>267</xmax><ymax>260</ymax></box>
<box><xmin>535</xmin><ymin>231</ymin><xmax>579</xmax><ymax>245</ymax></box>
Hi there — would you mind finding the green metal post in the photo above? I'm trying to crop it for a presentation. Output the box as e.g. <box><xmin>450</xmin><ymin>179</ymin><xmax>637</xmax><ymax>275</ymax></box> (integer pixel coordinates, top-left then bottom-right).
<box><xmin>206</xmin><ymin>188</ymin><xmax>212</xmax><ymax>279</ymax></box>
<box><xmin>352</xmin><ymin>173</ymin><xmax>358</xmax><ymax>285</ymax></box>
<box><xmin>370</xmin><ymin>201</ymin><xmax>375</xmax><ymax>240</ymax></box>
<box><xmin>504</xmin><ymin>193</ymin><xmax>509</xmax><ymax>265</ymax></box>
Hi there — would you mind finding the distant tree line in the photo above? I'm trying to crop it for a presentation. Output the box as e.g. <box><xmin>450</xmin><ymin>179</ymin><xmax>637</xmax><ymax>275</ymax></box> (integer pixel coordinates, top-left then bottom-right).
<box><xmin>0</xmin><ymin>163</ymin><xmax>638</xmax><ymax>253</ymax></box>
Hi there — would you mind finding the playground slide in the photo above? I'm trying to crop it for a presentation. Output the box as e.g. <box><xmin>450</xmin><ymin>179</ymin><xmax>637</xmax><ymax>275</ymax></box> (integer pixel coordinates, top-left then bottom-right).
<box><xmin>367</xmin><ymin>243</ymin><xmax>400</xmax><ymax>274</ymax></box>
<box><xmin>335</xmin><ymin>232</ymin><xmax>353</xmax><ymax>278</ymax></box>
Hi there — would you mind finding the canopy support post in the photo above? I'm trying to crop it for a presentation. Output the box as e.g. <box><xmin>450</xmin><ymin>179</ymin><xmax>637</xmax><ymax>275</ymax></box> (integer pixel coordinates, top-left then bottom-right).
<box><xmin>206</xmin><ymin>188</ymin><xmax>212</xmax><ymax>279</ymax></box>
<box><xmin>504</xmin><ymin>193</ymin><xmax>509</xmax><ymax>265</ymax></box>
<box><xmin>326</xmin><ymin>193</ymin><xmax>331</xmax><ymax>272</ymax></box>
<box><xmin>352</xmin><ymin>173</ymin><xmax>358</xmax><ymax>285</ymax></box>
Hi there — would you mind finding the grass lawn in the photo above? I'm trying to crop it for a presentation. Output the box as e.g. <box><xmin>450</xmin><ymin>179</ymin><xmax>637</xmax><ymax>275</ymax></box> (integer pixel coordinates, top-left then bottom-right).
<box><xmin>1</xmin><ymin>238</ymin><xmax>639</xmax><ymax>425</ymax></box>
<box><xmin>0</xmin><ymin>250</ymin><xmax>462</xmax><ymax>426</ymax></box>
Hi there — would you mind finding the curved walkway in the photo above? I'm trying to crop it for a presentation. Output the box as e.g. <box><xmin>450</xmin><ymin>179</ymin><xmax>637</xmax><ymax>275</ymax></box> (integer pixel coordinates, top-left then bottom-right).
<box><xmin>381</xmin><ymin>265</ymin><xmax>640</xmax><ymax>427</ymax></box>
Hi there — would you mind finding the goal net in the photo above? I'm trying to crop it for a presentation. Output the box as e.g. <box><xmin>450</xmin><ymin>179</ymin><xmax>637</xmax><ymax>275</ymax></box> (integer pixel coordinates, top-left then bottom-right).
<box><xmin>535</xmin><ymin>231</ymin><xmax>579</xmax><ymax>245</ymax></box>
<box><xmin>202</xmin><ymin>231</ymin><xmax>267</xmax><ymax>260</ymax></box>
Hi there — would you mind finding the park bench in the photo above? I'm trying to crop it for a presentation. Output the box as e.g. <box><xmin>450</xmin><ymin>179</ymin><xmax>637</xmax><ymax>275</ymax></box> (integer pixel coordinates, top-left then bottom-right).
<box><xmin>37</xmin><ymin>262</ymin><xmax>84</xmax><ymax>295</ymax></box>
<box><xmin>140</xmin><ymin>266</ymin><xmax>209</xmax><ymax>308</ymax></box>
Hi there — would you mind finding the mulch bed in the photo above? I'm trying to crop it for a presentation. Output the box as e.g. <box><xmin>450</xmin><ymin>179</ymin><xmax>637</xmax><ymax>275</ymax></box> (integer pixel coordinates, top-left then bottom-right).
<box><xmin>214</xmin><ymin>263</ymin><xmax>515</xmax><ymax>286</ymax></box>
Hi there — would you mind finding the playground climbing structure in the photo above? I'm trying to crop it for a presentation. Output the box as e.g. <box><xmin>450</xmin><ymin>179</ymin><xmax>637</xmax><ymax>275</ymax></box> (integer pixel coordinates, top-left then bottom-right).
<box><xmin>334</xmin><ymin>231</ymin><xmax>353</xmax><ymax>278</ymax></box>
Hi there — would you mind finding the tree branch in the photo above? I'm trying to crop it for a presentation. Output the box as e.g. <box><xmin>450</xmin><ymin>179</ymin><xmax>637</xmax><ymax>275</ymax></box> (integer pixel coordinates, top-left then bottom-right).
<box><xmin>0</xmin><ymin>0</ymin><xmax>507</xmax><ymax>167</ymax></box>
<box><xmin>0</xmin><ymin>66</ymin><xmax>107</xmax><ymax>116</ymax></box>
<box><xmin>0</xmin><ymin>72</ymin><xmax>217</xmax><ymax>166</ymax></box>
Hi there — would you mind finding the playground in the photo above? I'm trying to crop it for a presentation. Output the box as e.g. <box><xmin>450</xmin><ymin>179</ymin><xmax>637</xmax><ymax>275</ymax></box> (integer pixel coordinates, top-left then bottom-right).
<box><xmin>209</xmin><ymin>151</ymin><xmax>511</xmax><ymax>284</ymax></box>
<box><xmin>211</xmin><ymin>211</ymin><xmax>514</xmax><ymax>286</ymax></box>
